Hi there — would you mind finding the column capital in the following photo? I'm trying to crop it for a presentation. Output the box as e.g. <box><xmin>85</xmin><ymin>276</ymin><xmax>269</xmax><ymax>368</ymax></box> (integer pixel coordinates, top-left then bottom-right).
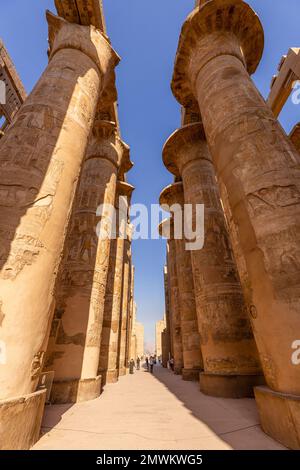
<box><xmin>86</xmin><ymin>120</ymin><xmax>129</xmax><ymax>168</ymax></box>
<box><xmin>171</xmin><ymin>0</ymin><xmax>264</xmax><ymax>107</ymax></box>
<box><xmin>158</xmin><ymin>218</ymin><xmax>172</xmax><ymax>239</ymax></box>
<box><xmin>126</xmin><ymin>223</ymin><xmax>134</xmax><ymax>243</ymax></box>
<box><xmin>117</xmin><ymin>181</ymin><xmax>135</xmax><ymax>205</ymax></box>
<box><xmin>46</xmin><ymin>11</ymin><xmax>120</xmax><ymax>79</ymax></box>
<box><xmin>159</xmin><ymin>182</ymin><xmax>184</xmax><ymax>208</ymax></box>
<box><xmin>118</xmin><ymin>142</ymin><xmax>134</xmax><ymax>179</ymax></box>
<box><xmin>163</xmin><ymin>123</ymin><xmax>211</xmax><ymax>176</ymax></box>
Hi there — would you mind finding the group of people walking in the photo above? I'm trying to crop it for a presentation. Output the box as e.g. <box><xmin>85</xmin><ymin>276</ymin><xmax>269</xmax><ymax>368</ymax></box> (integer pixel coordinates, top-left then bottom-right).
<box><xmin>145</xmin><ymin>356</ymin><xmax>156</xmax><ymax>374</ymax></box>
<box><xmin>128</xmin><ymin>355</ymin><xmax>158</xmax><ymax>374</ymax></box>
<box><xmin>129</xmin><ymin>356</ymin><xmax>141</xmax><ymax>374</ymax></box>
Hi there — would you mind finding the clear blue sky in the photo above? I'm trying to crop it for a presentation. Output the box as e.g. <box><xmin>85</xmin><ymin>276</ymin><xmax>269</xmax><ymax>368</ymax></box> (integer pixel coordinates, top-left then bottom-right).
<box><xmin>0</xmin><ymin>1</ymin><xmax>299</xmax><ymax>349</ymax></box>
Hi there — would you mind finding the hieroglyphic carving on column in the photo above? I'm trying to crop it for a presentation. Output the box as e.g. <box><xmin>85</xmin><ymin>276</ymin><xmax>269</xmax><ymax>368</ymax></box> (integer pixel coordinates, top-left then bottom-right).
<box><xmin>44</xmin><ymin>122</ymin><xmax>127</xmax><ymax>398</ymax></box>
<box><xmin>125</xmin><ymin>264</ymin><xmax>135</xmax><ymax>365</ymax></box>
<box><xmin>172</xmin><ymin>0</ymin><xmax>300</xmax><ymax>396</ymax></box>
<box><xmin>160</xmin><ymin>186</ymin><xmax>203</xmax><ymax>381</ymax></box>
<box><xmin>99</xmin><ymin>181</ymin><xmax>134</xmax><ymax>384</ymax></box>
<box><xmin>162</xmin><ymin>264</ymin><xmax>172</xmax><ymax>367</ymax></box>
<box><xmin>159</xmin><ymin>220</ymin><xmax>183</xmax><ymax>374</ymax></box>
<box><xmin>162</xmin><ymin>124</ymin><xmax>262</xmax><ymax>395</ymax></box>
<box><xmin>118</xmin><ymin>224</ymin><xmax>134</xmax><ymax>375</ymax></box>
<box><xmin>0</xmin><ymin>12</ymin><xmax>119</xmax><ymax>400</ymax></box>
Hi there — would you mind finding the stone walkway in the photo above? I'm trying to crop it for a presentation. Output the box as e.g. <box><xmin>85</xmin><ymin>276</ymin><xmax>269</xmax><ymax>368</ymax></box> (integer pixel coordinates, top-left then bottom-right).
<box><xmin>33</xmin><ymin>365</ymin><xmax>286</xmax><ymax>450</ymax></box>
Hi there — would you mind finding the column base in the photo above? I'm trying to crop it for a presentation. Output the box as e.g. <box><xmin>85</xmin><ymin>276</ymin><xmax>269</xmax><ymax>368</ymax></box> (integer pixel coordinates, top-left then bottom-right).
<box><xmin>0</xmin><ymin>389</ymin><xmax>46</xmax><ymax>450</ymax></box>
<box><xmin>50</xmin><ymin>375</ymin><xmax>102</xmax><ymax>404</ymax></box>
<box><xmin>174</xmin><ymin>366</ymin><xmax>183</xmax><ymax>375</ymax></box>
<box><xmin>255</xmin><ymin>386</ymin><xmax>300</xmax><ymax>450</ymax></box>
<box><xmin>200</xmin><ymin>372</ymin><xmax>265</xmax><ymax>398</ymax></box>
<box><xmin>182</xmin><ymin>368</ymin><xmax>201</xmax><ymax>381</ymax></box>
<box><xmin>105</xmin><ymin>369</ymin><xmax>119</xmax><ymax>384</ymax></box>
<box><xmin>118</xmin><ymin>367</ymin><xmax>126</xmax><ymax>377</ymax></box>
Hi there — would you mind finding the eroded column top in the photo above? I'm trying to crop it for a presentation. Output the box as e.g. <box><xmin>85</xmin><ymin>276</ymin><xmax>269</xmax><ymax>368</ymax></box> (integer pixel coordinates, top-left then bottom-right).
<box><xmin>86</xmin><ymin>120</ymin><xmax>129</xmax><ymax>169</ymax></box>
<box><xmin>159</xmin><ymin>182</ymin><xmax>184</xmax><ymax>208</ymax></box>
<box><xmin>171</xmin><ymin>0</ymin><xmax>264</xmax><ymax>108</ymax></box>
<box><xmin>47</xmin><ymin>11</ymin><xmax>120</xmax><ymax>80</ymax></box>
<box><xmin>55</xmin><ymin>0</ymin><xmax>106</xmax><ymax>31</ymax></box>
<box><xmin>163</xmin><ymin>123</ymin><xmax>211</xmax><ymax>177</ymax></box>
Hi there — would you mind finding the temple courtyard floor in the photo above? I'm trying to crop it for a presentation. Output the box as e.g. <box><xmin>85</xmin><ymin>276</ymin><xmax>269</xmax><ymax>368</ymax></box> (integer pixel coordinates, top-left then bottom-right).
<box><xmin>33</xmin><ymin>365</ymin><xmax>286</xmax><ymax>450</ymax></box>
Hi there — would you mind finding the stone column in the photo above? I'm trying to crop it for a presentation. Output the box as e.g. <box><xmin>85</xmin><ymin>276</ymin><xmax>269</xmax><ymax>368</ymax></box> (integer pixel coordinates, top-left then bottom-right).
<box><xmin>99</xmin><ymin>181</ymin><xmax>134</xmax><ymax>384</ymax></box>
<box><xmin>165</xmin><ymin>254</ymin><xmax>174</xmax><ymax>361</ymax></box>
<box><xmin>163</xmin><ymin>127</ymin><xmax>262</xmax><ymax>395</ymax></box>
<box><xmin>159</xmin><ymin>220</ymin><xmax>183</xmax><ymax>374</ymax></box>
<box><xmin>162</xmin><ymin>265</ymin><xmax>171</xmax><ymax>368</ymax></box>
<box><xmin>160</xmin><ymin>186</ymin><xmax>203</xmax><ymax>381</ymax></box>
<box><xmin>0</xmin><ymin>11</ymin><xmax>119</xmax><ymax>407</ymax></box>
<box><xmin>172</xmin><ymin>0</ymin><xmax>300</xmax><ymax>447</ymax></box>
<box><xmin>126</xmin><ymin>264</ymin><xmax>135</xmax><ymax>365</ymax></box>
<box><xmin>118</xmin><ymin>224</ymin><xmax>133</xmax><ymax>376</ymax></box>
<box><xmin>43</xmin><ymin>121</ymin><xmax>126</xmax><ymax>403</ymax></box>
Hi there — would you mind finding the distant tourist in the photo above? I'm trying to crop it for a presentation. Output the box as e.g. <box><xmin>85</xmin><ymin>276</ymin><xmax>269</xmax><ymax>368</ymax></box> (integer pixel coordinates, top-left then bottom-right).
<box><xmin>136</xmin><ymin>357</ymin><xmax>141</xmax><ymax>370</ymax></box>
<box><xmin>149</xmin><ymin>356</ymin><xmax>154</xmax><ymax>374</ymax></box>
<box><xmin>129</xmin><ymin>359</ymin><xmax>135</xmax><ymax>374</ymax></box>
<box><xmin>145</xmin><ymin>357</ymin><xmax>149</xmax><ymax>370</ymax></box>
<box><xmin>169</xmin><ymin>357</ymin><xmax>174</xmax><ymax>371</ymax></box>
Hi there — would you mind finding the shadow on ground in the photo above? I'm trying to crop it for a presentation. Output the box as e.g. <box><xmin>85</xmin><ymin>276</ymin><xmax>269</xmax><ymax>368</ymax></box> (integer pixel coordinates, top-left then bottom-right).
<box><xmin>151</xmin><ymin>364</ymin><xmax>286</xmax><ymax>450</ymax></box>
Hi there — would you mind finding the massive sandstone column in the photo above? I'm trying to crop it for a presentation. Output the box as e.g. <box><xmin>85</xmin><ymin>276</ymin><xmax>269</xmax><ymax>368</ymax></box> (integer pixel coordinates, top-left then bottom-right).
<box><xmin>163</xmin><ymin>128</ymin><xmax>262</xmax><ymax>396</ymax></box>
<box><xmin>118</xmin><ymin>224</ymin><xmax>133</xmax><ymax>375</ymax></box>
<box><xmin>159</xmin><ymin>220</ymin><xmax>183</xmax><ymax>374</ymax></box>
<box><xmin>99</xmin><ymin>181</ymin><xmax>134</xmax><ymax>384</ymax></box>
<box><xmin>0</xmin><ymin>12</ymin><xmax>119</xmax><ymax>403</ymax></box>
<box><xmin>162</xmin><ymin>264</ymin><xmax>172</xmax><ymax>367</ymax></box>
<box><xmin>126</xmin><ymin>264</ymin><xmax>135</xmax><ymax>364</ymax></box>
<box><xmin>160</xmin><ymin>186</ymin><xmax>203</xmax><ymax>381</ymax></box>
<box><xmin>43</xmin><ymin>121</ymin><xmax>125</xmax><ymax>403</ymax></box>
<box><xmin>172</xmin><ymin>0</ymin><xmax>300</xmax><ymax>447</ymax></box>
<box><xmin>165</xmin><ymin>254</ymin><xmax>175</xmax><ymax>362</ymax></box>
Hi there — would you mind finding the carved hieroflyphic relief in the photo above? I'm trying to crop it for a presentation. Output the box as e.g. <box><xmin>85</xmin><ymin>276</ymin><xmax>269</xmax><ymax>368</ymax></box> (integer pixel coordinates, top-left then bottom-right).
<box><xmin>247</xmin><ymin>185</ymin><xmax>300</xmax><ymax>218</ymax></box>
<box><xmin>162</xmin><ymin>124</ymin><xmax>260</xmax><ymax>378</ymax></box>
<box><xmin>170</xmin><ymin>0</ymin><xmax>300</xmax><ymax>399</ymax></box>
<box><xmin>31</xmin><ymin>351</ymin><xmax>45</xmax><ymax>379</ymax></box>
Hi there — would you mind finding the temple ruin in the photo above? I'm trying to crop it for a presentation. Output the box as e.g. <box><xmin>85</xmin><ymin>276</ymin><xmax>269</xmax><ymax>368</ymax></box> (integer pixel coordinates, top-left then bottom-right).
<box><xmin>0</xmin><ymin>0</ymin><xmax>299</xmax><ymax>451</ymax></box>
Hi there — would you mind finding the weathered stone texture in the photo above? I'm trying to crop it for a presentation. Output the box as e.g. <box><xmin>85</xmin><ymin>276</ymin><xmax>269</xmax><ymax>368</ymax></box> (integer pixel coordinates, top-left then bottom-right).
<box><xmin>0</xmin><ymin>12</ymin><xmax>119</xmax><ymax>400</ymax></box>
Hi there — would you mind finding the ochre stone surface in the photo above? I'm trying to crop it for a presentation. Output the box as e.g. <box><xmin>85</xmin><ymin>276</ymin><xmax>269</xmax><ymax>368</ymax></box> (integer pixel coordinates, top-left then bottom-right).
<box><xmin>255</xmin><ymin>386</ymin><xmax>300</xmax><ymax>450</ymax></box>
<box><xmin>160</xmin><ymin>220</ymin><xmax>183</xmax><ymax>374</ymax></box>
<box><xmin>44</xmin><ymin>121</ymin><xmax>125</xmax><ymax>401</ymax></box>
<box><xmin>0</xmin><ymin>12</ymin><xmax>119</xmax><ymax>400</ymax></box>
<box><xmin>171</xmin><ymin>0</ymin><xmax>300</xmax><ymax>445</ymax></box>
<box><xmin>118</xmin><ymin>224</ymin><xmax>133</xmax><ymax>376</ymax></box>
<box><xmin>99</xmin><ymin>181</ymin><xmax>134</xmax><ymax>384</ymax></box>
<box><xmin>0</xmin><ymin>40</ymin><xmax>26</xmax><ymax>130</ymax></box>
<box><xmin>162</xmin><ymin>128</ymin><xmax>261</xmax><ymax>394</ymax></box>
<box><xmin>50</xmin><ymin>375</ymin><xmax>102</xmax><ymax>404</ymax></box>
<box><xmin>160</xmin><ymin>185</ymin><xmax>203</xmax><ymax>381</ymax></box>
<box><xmin>0</xmin><ymin>389</ymin><xmax>46</xmax><ymax>450</ymax></box>
<box><xmin>162</xmin><ymin>265</ymin><xmax>172</xmax><ymax>367</ymax></box>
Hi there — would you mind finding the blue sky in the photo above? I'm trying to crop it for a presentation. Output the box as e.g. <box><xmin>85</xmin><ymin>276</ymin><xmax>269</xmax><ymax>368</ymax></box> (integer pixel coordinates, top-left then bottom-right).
<box><xmin>0</xmin><ymin>1</ymin><xmax>299</xmax><ymax>348</ymax></box>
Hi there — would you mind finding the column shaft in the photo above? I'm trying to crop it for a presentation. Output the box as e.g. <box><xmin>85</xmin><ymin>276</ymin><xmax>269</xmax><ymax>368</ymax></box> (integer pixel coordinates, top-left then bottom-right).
<box><xmin>99</xmin><ymin>181</ymin><xmax>134</xmax><ymax>383</ymax></box>
<box><xmin>171</xmin><ymin>0</ymin><xmax>300</xmax><ymax>446</ymax></box>
<box><xmin>195</xmin><ymin>36</ymin><xmax>300</xmax><ymax>395</ymax></box>
<box><xmin>167</xmin><ymin>239</ymin><xmax>184</xmax><ymax>374</ymax></box>
<box><xmin>0</xmin><ymin>13</ymin><xmax>118</xmax><ymax>399</ymax></box>
<box><xmin>162</xmin><ymin>127</ymin><xmax>262</xmax><ymax>396</ymax></box>
<box><xmin>118</xmin><ymin>234</ymin><xmax>132</xmax><ymax>375</ymax></box>
<box><xmin>44</xmin><ymin>122</ymin><xmax>122</xmax><ymax>403</ymax></box>
<box><xmin>99</xmin><ymin>236</ymin><xmax>124</xmax><ymax>383</ymax></box>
